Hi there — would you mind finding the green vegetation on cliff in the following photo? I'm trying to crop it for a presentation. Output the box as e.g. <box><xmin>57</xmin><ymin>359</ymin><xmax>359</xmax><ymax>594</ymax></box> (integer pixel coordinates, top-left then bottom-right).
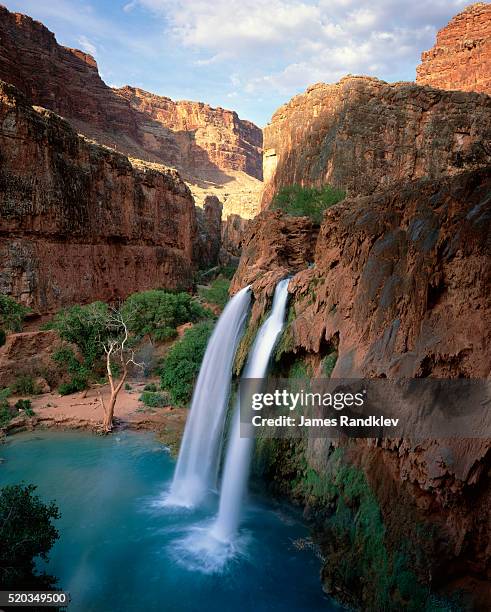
<box><xmin>253</xmin><ymin>440</ymin><xmax>456</xmax><ymax>611</ymax></box>
<box><xmin>160</xmin><ymin>320</ymin><xmax>215</xmax><ymax>405</ymax></box>
<box><xmin>271</xmin><ymin>184</ymin><xmax>345</xmax><ymax>223</ymax></box>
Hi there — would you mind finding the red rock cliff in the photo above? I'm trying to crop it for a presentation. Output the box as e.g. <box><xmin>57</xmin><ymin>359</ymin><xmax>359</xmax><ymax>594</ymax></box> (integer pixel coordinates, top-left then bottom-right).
<box><xmin>261</xmin><ymin>76</ymin><xmax>491</xmax><ymax>207</ymax></box>
<box><xmin>416</xmin><ymin>3</ymin><xmax>491</xmax><ymax>95</ymax></box>
<box><xmin>0</xmin><ymin>81</ymin><xmax>197</xmax><ymax>313</ymax></box>
<box><xmin>0</xmin><ymin>4</ymin><xmax>263</xmax><ymax>217</ymax></box>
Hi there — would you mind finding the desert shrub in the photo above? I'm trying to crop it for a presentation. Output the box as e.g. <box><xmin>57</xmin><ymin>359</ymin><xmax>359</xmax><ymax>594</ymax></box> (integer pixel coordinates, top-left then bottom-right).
<box><xmin>0</xmin><ymin>387</ymin><xmax>12</xmax><ymax>427</ymax></box>
<box><xmin>58</xmin><ymin>378</ymin><xmax>87</xmax><ymax>396</ymax></box>
<box><xmin>0</xmin><ymin>484</ymin><xmax>60</xmax><ymax>589</ymax></box>
<box><xmin>12</xmin><ymin>375</ymin><xmax>41</xmax><ymax>396</ymax></box>
<box><xmin>0</xmin><ymin>294</ymin><xmax>30</xmax><ymax>332</ymax></box>
<box><xmin>124</xmin><ymin>382</ymin><xmax>132</xmax><ymax>391</ymax></box>
<box><xmin>139</xmin><ymin>391</ymin><xmax>168</xmax><ymax>408</ymax></box>
<box><xmin>0</xmin><ymin>329</ymin><xmax>5</xmax><ymax>347</ymax></box>
<box><xmin>198</xmin><ymin>278</ymin><xmax>230</xmax><ymax>309</ymax></box>
<box><xmin>122</xmin><ymin>290</ymin><xmax>209</xmax><ymax>342</ymax></box>
<box><xmin>143</xmin><ymin>382</ymin><xmax>158</xmax><ymax>392</ymax></box>
<box><xmin>14</xmin><ymin>399</ymin><xmax>34</xmax><ymax>415</ymax></box>
<box><xmin>52</xmin><ymin>346</ymin><xmax>91</xmax><ymax>395</ymax></box>
<box><xmin>271</xmin><ymin>184</ymin><xmax>345</xmax><ymax>223</ymax></box>
<box><xmin>160</xmin><ymin>320</ymin><xmax>214</xmax><ymax>405</ymax></box>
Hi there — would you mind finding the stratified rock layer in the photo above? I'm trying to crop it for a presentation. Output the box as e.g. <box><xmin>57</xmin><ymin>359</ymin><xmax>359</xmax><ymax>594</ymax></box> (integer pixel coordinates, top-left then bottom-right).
<box><xmin>261</xmin><ymin>76</ymin><xmax>491</xmax><ymax>207</ymax></box>
<box><xmin>0</xmin><ymin>81</ymin><xmax>197</xmax><ymax>312</ymax></box>
<box><xmin>416</xmin><ymin>3</ymin><xmax>491</xmax><ymax>95</ymax></box>
<box><xmin>0</xmin><ymin>4</ymin><xmax>263</xmax><ymax>218</ymax></box>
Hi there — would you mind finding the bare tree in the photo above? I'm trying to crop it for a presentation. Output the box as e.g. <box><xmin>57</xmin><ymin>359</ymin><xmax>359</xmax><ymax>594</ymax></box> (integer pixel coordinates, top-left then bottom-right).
<box><xmin>96</xmin><ymin>308</ymin><xmax>143</xmax><ymax>432</ymax></box>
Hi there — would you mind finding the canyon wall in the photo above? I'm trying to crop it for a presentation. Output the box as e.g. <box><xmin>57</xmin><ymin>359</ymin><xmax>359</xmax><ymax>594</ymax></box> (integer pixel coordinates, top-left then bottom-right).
<box><xmin>238</xmin><ymin>167</ymin><xmax>491</xmax><ymax>609</ymax></box>
<box><xmin>0</xmin><ymin>81</ymin><xmax>198</xmax><ymax>313</ymax></box>
<box><xmin>416</xmin><ymin>3</ymin><xmax>491</xmax><ymax>95</ymax></box>
<box><xmin>0</xmin><ymin>4</ymin><xmax>263</xmax><ymax>218</ymax></box>
<box><xmin>233</xmin><ymin>6</ymin><xmax>491</xmax><ymax>605</ymax></box>
<box><xmin>260</xmin><ymin>76</ymin><xmax>491</xmax><ymax>207</ymax></box>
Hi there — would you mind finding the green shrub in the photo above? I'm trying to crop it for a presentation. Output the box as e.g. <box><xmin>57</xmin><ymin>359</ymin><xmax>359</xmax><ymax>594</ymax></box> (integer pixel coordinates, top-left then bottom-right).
<box><xmin>0</xmin><ymin>294</ymin><xmax>30</xmax><ymax>332</ymax></box>
<box><xmin>198</xmin><ymin>278</ymin><xmax>230</xmax><ymax>309</ymax></box>
<box><xmin>322</xmin><ymin>351</ymin><xmax>338</xmax><ymax>377</ymax></box>
<box><xmin>0</xmin><ymin>329</ymin><xmax>5</xmax><ymax>347</ymax></box>
<box><xmin>139</xmin><ymin>391</ymin><xmax>168</xmax><ymax>408</ymax></box>
<box><xmin>160</xmin><ymin>320</ymin><xmax>215</xmax><ymax>405</ymax></box>
<box><xmin>50</xmin><ymin>302</ymin><xmax>109</xmax><ymax>369</ymax></box>
<box><xmin>0</xmin><ymin>484</ymin><xmax>60</xmax><ymax>589</ymax></box>
<box><xmin>143</xmin><ymin>382</ymin><xmax>158</xmax><ymax>392</ymax></box>
<box><xmin>14</xmin><ymin>399</ymin><xmax>34</xmax><ymax>415</ymax></box>
<box><xmin>58</xmin><ymin>377</ymin><xmax>87</xmax><ymax>396</ymax></box>
<box><xmin>122</xmin><ymin>290</ymin><xmax>209</xmax><ymax>342</ymax></box>
<box><xmin>124</xmin><ymin>382</ymin><xmax>132</xmax><ymax>391</ymax></box>
<box><xmin>12</xmin><ymin>375</ymin><xmax>41</xmax><ymax>396</ymax></box>
<box><xmin>271</xmin><ymin>184</ymin><xmax>345</xmax><ymax>223</ymax></box>
<box><xmin>0</xmin><ymin>387</ymin><xmax>12</xmax><ymax>427</ymax></box>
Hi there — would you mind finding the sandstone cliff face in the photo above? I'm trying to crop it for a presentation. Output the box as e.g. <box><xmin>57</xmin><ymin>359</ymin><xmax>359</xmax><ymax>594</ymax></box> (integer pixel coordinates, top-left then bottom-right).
<box><xmin>194</xmin><ymin>195</ymin><xmax>223</xmax><ymax>269</ymax></box>
<box><xmin>116</xmin><ymin>86</ymin><xmax>262</xmax><ymax>180</ymax></box>
<box><xmin>261</xmin><ymin>76</ymin><xmax>491</xmax><ymax>207</ymax></box>
<box><xmin>417</xmin><ymin>3</ymin><xmax>491</xmax><ymax>95</ymax></box>
<box><xmin>0</xmin><ymin>5</ymin><xmax>263</xmax><ymax>218</ymax></box>
<box><xmin>0</xmin><ymin>81</ymin><xmax>197</xmax><ymax>313</ymax></box>
<box><xmin>237</xmin><ymin>167</ymin><xmax>491</xmax><ymax>607</ymax></box>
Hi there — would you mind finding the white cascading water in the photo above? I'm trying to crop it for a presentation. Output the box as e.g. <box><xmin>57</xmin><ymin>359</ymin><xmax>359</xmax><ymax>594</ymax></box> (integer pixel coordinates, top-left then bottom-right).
<box><xmin>210</xmin><ymin>277</ymin><xmax>290</xmax><ymax>543</ymax></box>
<box><xmin>166</xmin><ymin>285</ymin><xmax>251</xmax><ymax>508</ymax></box>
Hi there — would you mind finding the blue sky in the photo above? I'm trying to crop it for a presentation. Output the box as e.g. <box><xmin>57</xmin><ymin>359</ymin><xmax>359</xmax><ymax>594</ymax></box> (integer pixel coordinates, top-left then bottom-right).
<box><xmin>4</xmin><ymin>0</ymin><xmax>473</xmax><ymax>126</ymax></box>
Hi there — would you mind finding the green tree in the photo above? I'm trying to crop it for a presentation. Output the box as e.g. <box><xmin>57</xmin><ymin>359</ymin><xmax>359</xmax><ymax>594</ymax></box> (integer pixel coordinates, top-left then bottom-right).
<box><xmin>271</xmin><ymin>184</ymin><xmax>345</xmax><ymax>223</ymax></box>
<box><xmin>121</xmin><ymin>290</ymin><xmax>209</xmax><ymax>342</ymax></box>
<box><xmin>50</xmin><ymin>303</ymin><xmax>144</xmax><ymax>430</ymax></box>
<box><xmin>0</xmin><ymin>484</ymin><xmax>60</xmax><ymax>590</ymax></box>
<box><xmin>0</xmin><ymin>294</ymin><xmax>30</xmax><ymax>333</ymax></box>
<box><xmin>160</xmin><ymin>320</ymin><xmax>214</xmax><ymax>405</ymax></box>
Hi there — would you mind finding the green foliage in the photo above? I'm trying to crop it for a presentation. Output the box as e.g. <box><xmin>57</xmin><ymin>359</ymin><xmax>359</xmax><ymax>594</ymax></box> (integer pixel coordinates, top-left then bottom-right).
<box><xmin>322</xmin><ymin>351</ymin><xmax>338</xmax><ymax>377</ymax></box>
<box><xmin>50</xmin><ymin>302</ymin><xmax>109</xmax><ymax>369</ymax></box>
<box><xmin>52</xmin><ymin>346</ymin><xmax>91</xmax><ymax>395</ymax></box>
<box><xmin>198</xmin><ymin>278</ymin><xmax>231</xmax><ymax>309</ymax></box>
<box><xmin>0</xmin><ymin>329</ymin><xmax>5</xmax><ymax>347</ymax></box>
<box><xmin>124</xmin><ymin>382</ymin><xmax>132</xmax><ymax>391</ymax></box>
<box><xmin>14</xmin><ymin>399</ymin><xmax>34</xmax><ymax>415</ymax></box>
<box><xmin>0</xmin><ymin>387</ymin><xmax>12</xmax><ymax>427</ymax></box>
<box><xmin>0</xmin><ymin>484</ymin><xmax>60</xmax><ymax>589</ymax></box>
<box><xmin>122</xmin><ymin>290</ymin><xmax>209</xmax><ymax>342</ymax></box>
<box><xmin>271</xmin><ymin>184</ymin><xmax>346</xmax><ymax>223</ymax></box>
<box><xmin>139</xmin><ymin>391</ymin><xmax>168</xmax><ymax>408</ymax></box>
<box><xmin>143</xmin><ymin>382</ymin><xmax>158</xmax><ymax>392</ymax></box>
<box><xmin>13</xmin><ymin>375</ymin><xmax>42</xmax><ymax>396</ymax></box>
<box><xmin>0</xmin><ymin>294</ymin><xmax>30</xmax><ymax>332</ymax></box>
<box><xmin>160</xmin><ymin>320</ymin><xmax>214</xmax><ymax>405</ymax></box>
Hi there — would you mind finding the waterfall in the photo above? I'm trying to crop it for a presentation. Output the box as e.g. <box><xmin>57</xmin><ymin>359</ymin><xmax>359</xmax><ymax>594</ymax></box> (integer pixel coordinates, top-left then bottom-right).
<box><xmin>166</xmin><ymin>285</ymin><xmax>251</xmax><ymax>508</ymax></box>
<box><xmin>210</xmin><ymin>278</ymin><xmax>290</xmax><ymax>542</ymax></box>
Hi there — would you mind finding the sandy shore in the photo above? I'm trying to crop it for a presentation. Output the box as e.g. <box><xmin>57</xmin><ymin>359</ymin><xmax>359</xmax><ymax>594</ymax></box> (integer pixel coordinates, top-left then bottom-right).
<box><xmin>1</xmin><ymin>380</ymin><xmax>187</xmax><ymax>455</ymax></box>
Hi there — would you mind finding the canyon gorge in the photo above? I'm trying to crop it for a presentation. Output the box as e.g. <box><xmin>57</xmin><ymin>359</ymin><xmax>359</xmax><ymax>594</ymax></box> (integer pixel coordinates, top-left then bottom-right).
<box><xmin>0</xmin><ymin>1</ymin><xmax>490</xmax><ymax>610</ymax></box>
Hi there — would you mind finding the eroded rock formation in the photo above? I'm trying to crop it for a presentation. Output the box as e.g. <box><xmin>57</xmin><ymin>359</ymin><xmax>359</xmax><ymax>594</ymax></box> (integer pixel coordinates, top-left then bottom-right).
<box><xmin>237</xmin><ymin>167</ymin><xmax>491</xmax><ymax>608</ymax></box>
<box><xmin>261</xmin><ymin>76</ymin><xmax>491</xmax><ymax>207</ymax></box>
<box><xmin>0</xmin><ymin>81</ymin><xmax>197</xmax><ymax>313</ymax></box>
<box><xmin>416</xmin><ymin>3</ymin><xmax>491</xmax><ymax>95</ymax></box>
<box><xmin>0</xmin><ymin>4</ymin><xmax>263</xmax><ymax>218</ymax></box>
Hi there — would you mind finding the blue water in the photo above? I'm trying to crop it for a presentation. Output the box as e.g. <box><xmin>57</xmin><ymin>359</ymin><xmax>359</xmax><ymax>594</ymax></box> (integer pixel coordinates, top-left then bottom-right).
<box><xmin>0</xmin><ymin>431</ymin><xmax>338</xmax><ymax>612</ymax></box>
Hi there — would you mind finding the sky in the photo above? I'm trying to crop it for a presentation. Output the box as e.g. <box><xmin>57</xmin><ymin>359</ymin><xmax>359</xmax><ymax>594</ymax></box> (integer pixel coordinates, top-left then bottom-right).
<box><xmin>4</xmin><ymin>0</ymin><xmax>474</xmax><ymax>126</ymax></box>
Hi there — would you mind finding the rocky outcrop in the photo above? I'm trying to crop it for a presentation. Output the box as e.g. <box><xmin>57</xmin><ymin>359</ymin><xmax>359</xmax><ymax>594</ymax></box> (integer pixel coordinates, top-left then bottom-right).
<box><xmin>416</xmin><ymin>3</ymin><xmax>491</xmax><ymax>95</ymax></box>
<box><xmin>239</xmin><ymin>167</ymin><xmax>491</xmax><ymax>608</ymax></box>
<box><xmin>0</xmin><ymin>330</ymin><xmax>61</xmax><ymax>388</ymax></box>
<box><xmin>220</xmin><ymin>214</ymin><xmax>251</xmax><ymax>262</ymax></box>
<box><xmin>194</xmin><ymin>196</ymin><xmax>223</xmax><ymax>269</ymax></box>
<box><xmin>116</xmin><ymin>86</ymin><xmax>262</xmax><ymax>180</ymax></box>
<box><xmin>0</xmin><ymin>81</ymin><xmax>197</xmax><ymax>313</ymax></box>
<box><xmin>260</xmin><ymin>76</ymin><xmax>491</xmax><ymax>207</ymax></box>
<box><xmin>0</xmin><ymin>4</ymin><xmax>263</xmax><ymax>218</ymax></box>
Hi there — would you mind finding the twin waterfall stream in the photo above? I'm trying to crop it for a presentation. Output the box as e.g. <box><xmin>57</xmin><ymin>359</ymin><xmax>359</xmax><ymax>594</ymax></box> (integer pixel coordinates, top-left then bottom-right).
<box><xmin>166</xmin><ymin>279</ymin><xmax>290</xmax><ymax>570</ymax></box>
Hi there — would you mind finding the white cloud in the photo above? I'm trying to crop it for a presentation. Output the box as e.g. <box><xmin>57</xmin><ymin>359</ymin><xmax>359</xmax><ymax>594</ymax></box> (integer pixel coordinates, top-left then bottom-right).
<box><xmin>132</xmin><ymin>0</ymin><xmax>472</xmax><ymax>96</ymax></box>
<box><xmin>77</xmin><ymin>34</ymin><xmax>97</xmax><ymax>57</ymax></box>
